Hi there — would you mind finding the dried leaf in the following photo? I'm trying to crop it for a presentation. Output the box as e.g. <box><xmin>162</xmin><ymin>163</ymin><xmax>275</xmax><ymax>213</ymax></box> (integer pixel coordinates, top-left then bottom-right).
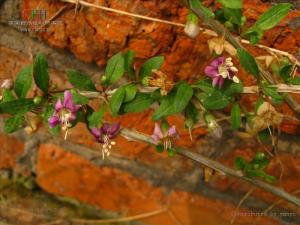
<box><xmin>207</xmin><ymin>37</ymin><xmax>237</xmax><ymax>56</ymax></box>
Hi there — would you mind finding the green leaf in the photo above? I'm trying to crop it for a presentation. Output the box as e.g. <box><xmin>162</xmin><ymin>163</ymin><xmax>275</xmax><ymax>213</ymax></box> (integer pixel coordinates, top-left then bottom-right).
<box><xmin>258</xmin><ymin>129</ymin><xmax>271</xmax><ymax>142</ymax></box>
<box><xmin>192</xmin><ymin>79</ymin><xmax>215</xmax><ymax>93</ymax></box>
<box><xmin>235</xmin><ymin>157</ymin><xmax>247</xmax><ymax>170</ymax></box>
<box><xmin>237</xmin><ymin>48</ymin><xmax>259</xmax><ymax>78</ymax></box>
<box><xmin>190</xmin><ymin>0</ymin><xmax>214</xmax><ymax>19</ymax></box>
<box><xmin>124</xmin><ymin>50</ymin><xmax>135</xmax><ymax>80</ymax></box>
<box><xmin>231</xmin><ymin>103</ymin><xmax>241</xmax><ymax>130</ymax></box>
<box><xmin>2</xmin><ymin>90</ymin><xmax>16</xmax><ymax>103</ymax></box>
<box><xmin>224</xmin><ymin>8</ymin><xmax>244</xmax><ymax>26</ymax></box>
<box><xmin>139</xmin><ymin>56</ymin><xmax>164</xmax><ymax>80</ymax></box>
<box><xmin>4</xmin><ymin>115</ymin><xmax>24</xmax><ymax>133</ymax></box>
<box><xmin>264</xmin><ymin>175</ymin><xmax>276</xmax><ymax>183</ymax></box>
<box><xmin>0</xmin><ymin>99</ymin><xmax>35</xmax><ymax>115</ymax></box>
<box><xmin>184</xmin><ymin>102</ymin><xmax>199</xmax><ymax>129</ymax></box>
<box><xmin>264</xmin><ymin>86</ymin><xmax>283</xmax><ymax>104</ymax></box>
<box><xmin>88</xmin><ymin>105</ymin><xmax>106</xmax><ymax>129</ymax></box>
<box><xmin>223</xmin><ymin>81</ymin><xmax>243</xmax><ymax>96</ymax></box>
<box><xmin>156</xmin><ymin>145</ymin><xmax>164</xmax><ymax>153</ymax></box>
<box><xmin>124</xmin><ymin>84</ymin><xmax>137</xmax><ymax>103</ymax></box>
<box><xmin>254</xmin><ymin>3</ymin><xmax>292</xmax><ymax>31</ymax></box>
<box><xmin>71</xmin><ymin>91</ymin><xmax>89</xmax><ymax>105</ymax></box>
<box><xmin>67</xmin><ymin>70</ymin><xmax>97</xmax><ymax>91</ymax></box>
<box><xmin>122</xmin><ymin>93</ymin><xmax>154</xmax><ymax>113</ymax></box>
<box><xmin>288</xmin><ymin>77</ymin><xmax>300</xmax><ymax>85</ymax></box>
<box><xmin>109</xmin><ymin>87</ymin><xmax>125</xmax><ymax>116</ymax></box>
<box><xmin>174</xmin><ymin>82</ymin><xmax>193</xmax><ymax>113</ymax></box>
<box><xmin>152</xmin><ymin>94</ymin><xmax>175</xmax><ymax>120</ymax></box>
<box><xmin>254</xmin><ymin>96</ymin><xmax>264</xmax><ymax>113</ymax></box>
<box><xmin>243</xmin><ymin>29</ymin><xmax>264</xmax><ymax>45</ymax></box>
<box><xmin>279</xmin><ymin>64</ymin><xmax>292</xmax><ymax>82</ymax></box>
<box><xmin>15</xmin><ymin>65</ymin><xmax>33</xmax><ymax>98</ymax></box>
<box><xmin>202</xmin><ymin>90</ymin><xmax>230</xmax><ymax>110</ymax></box>
<box><xmin>218</xmin><ymin>0</ymin><xmax>242</xmax><ymax>9</ymax></box>
<box><xmin>104</xmin><ymin>52</ymin><xmax>125</xmax><ymax>85</ymax></box>
<box><xmin>246</xmin><ymin>170</ymin><xmax>266</xmax><ymax>178</ymax></box>
<box><xmin>33</xmin><ymin>53</ymin><xmax>49</xmax><ymax>93</ymax></box>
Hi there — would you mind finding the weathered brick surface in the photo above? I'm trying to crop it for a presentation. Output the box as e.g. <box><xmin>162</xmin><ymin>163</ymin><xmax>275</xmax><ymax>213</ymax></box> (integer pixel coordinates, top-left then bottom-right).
<box><xmin>36</xmin><ymin>143</ymin><xmax>279</xmax><ymax>225</ymax></box>
<box><xmin>0</xmin><ymin>133</ymin><xmax>24</xmax><ymax>169</ymax></box>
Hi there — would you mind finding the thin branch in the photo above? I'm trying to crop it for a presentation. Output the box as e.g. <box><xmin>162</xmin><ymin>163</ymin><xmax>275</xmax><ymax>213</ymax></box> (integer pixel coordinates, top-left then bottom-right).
<box><xmin>58</xmin><ymin>0</ymin><xmax>300</xmax><ymax>67</ymax></box>
<box><xmin>120</xmin><ymin>128</ymin><xmax>300</xmax><ymax>208</ymax></box>
<box><xmin>251</xmin><ymin>189</ymin><xmax>300</xmax><ymax>225</ymax></box>
<box><xmin>230</xmin><ymin>187</ymin><xmax>256</xmax><ymax>224</ymax></box>
<box><xmin>71</xmin><ymin>206</ymin><xmax>167</xmax><ymax>224</ymax></box>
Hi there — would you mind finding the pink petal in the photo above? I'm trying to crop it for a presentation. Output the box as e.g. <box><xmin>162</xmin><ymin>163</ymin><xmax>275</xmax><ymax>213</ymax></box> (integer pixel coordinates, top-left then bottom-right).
<box><xmin>153</xmin><ymin>123</ymin><xmax>163</xmax><ymax>139</ymax></box>
<box><xmin>204</xmin><ymin>66</ymin><xmax>218</xmax><ymax>77</ymax></box>
<box><xmin>168</xmin><ymin>125</ymin><xmax>179</xmax><ymax>138</ymax></box>
<box><xmin>212</xmin><ymin>77</ymin><xmax>220</xmax><ymax>87</ymax></box>
<box><xmin>55</xmin><ymin>98</ymin><xmax>63</xmax><ymax>111</ymax></box>
<box><xmin>151</xmin><ymin>134</ymin><xmax>160</xmax><ymax>142</ymax></box>
<box><xmin>91</xmin><ymin>128</ymin><xmax>101</xmax><ymax>139</ymax></box>
<box><xmin>218</xmin><ymin>77</ymin><xmax>224</xmax><ymax>88</ymax></box>
<box><xmin>63</xmin><ymin>90</ymin><xmax>74</xmax><ymax>110</ymax></box>
<box><xmin>48</xmin><ymin>115</ymin><xmax>59</xmax><ymax>128</ymax></box>
<box><xmin>108</xmin><ymin>123</ymin><xmax>120</xmax><ymax>138</ymax></box>
<box><xmin>211</xmin><ymin>57</ymin><xmax>224</xmax><ymax>67</ymax></box>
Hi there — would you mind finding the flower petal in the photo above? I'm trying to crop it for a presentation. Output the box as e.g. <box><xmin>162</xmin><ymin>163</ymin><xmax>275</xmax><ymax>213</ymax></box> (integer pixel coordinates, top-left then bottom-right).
<box><xmin>101</xmin><ymin>123</ymin><xmax>110</xmax><ymax>134</ymax></box>
<box><xmin>55</xmin><ymin>98</ymin><xmax>63</xmax><ymax>111</ymax></box>
<box><xmin>168</xmin><ymin>125</ymin><xmax>179</xmax><ymax>138</ymax></box>
<box><xmin>204</xmin><ymin>66</ymin><xmax>218</xmax><ymax>77</ymax></box>
<box><xmin>211</xmin><ymin>57</ymin><xmax>224</xmax><ymax>67</ymax></box>
<box><xmin>107</xmin><ymin>123</ymin><xmax>120</xmax><ymax>138</ymax></box>
<box><xmin>48</xmin><ymin>115</ymin><xmax>59</xmax><ymax>128</ymax></box>
<box><xmin>212</xmin><ymin>77</ymin><xmax>220</xmax><ymax>87</ymax></box>
<box><xmin>63</xmin><ymin>91</ymin><xmax>75</xmax><ymax>110</ymax></box>
<box><xmin>91</xmin><ymin>128</ymin><xmax>102</xmax><ymax>139</ymax></box>
<box><xmin>218</xmin><ymin>77</ymin><xmax>224</xmax><ymax>88</ymax></box>
<box><xmin>153</xmin><ymin>123</ymin><xmax>163</xmax><ymax>139</ymax></box>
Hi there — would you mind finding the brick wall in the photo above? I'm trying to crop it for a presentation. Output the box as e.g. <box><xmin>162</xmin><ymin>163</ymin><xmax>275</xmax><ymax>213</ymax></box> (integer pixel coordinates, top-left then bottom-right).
<box><xmin>1</xmin><ymin>0</ymin><xmax>300</xmax><ymax>224</ymax></box>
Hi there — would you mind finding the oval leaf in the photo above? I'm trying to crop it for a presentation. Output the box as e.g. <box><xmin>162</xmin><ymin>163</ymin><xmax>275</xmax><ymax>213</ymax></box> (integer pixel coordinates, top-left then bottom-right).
<box><xmin>139</xmin><ymin>56</ymin><xmax>164</xmax><ymax>80</ymax></box>
<box><xmin>124</xmin><ymin>50</ymin><xmax>135</xmax><ymax>80</ymax></box>
<box><xmin>4</xmin><ymin>115</ymin><xmax>24</xmax><ymax>133</ymax></box>
<box><xmin>109</xmin><ymin>87</ymin><xmax>125</xmax><ymax>117</ymax></box>
<box><xmin>67</xmin><ymin>70</ymin><xmax>97</xmax><ymax>91</ymax></box>
<box><xmin>255</xmin><ymin>3</ymin><xmax>292</xmax><ymax>31</ymax></box>
<box><xmin>123</xmin><ymin>93</ymin><xmax>154</xmax><ymax>113</ymax></box>
<box><xmin>231</xmin><ymin>103</ymin><xmax>241</xmax><ymax>130</ymax></box>
<box><xmin>218</xmin><ymin>0</ymin><xmax>242</xmax><ymax>9</ymax></box>
<box><xmin>15</xmin><ymin>65</ymin><xmax>33</xmax><ymax>98</ymax></box>
<box><xmin>104</xmin><ymin>52</ymin><xmax>125</xmax><ymax>85</ymax></box>
<box><xmin>174</xmin><ymin>82</ymin><xmax>193</xmax><ymax>113</ymax></box>
<box><xmin>88</xmin><ymin>105</ymin><xmax>106</xmax><ymax>129</ymax></box>
<box><xmin>33</xmin><ymin>53</ymin><xmax>49</xmax><ymax>93</ymax></box>
<box><xmin>0</xmin><ymin>99</ymin><xmax>35</xmax><ymax>115</ymax></box>
<box><xmin>237</xmin><ymin>48</ymin><xmax>259</xmax><ymax>78</ymax></box>
<box><xmin>124</xmin><ymin>84</ymin><xmax>137</xmax><ymax>103</ymax></box>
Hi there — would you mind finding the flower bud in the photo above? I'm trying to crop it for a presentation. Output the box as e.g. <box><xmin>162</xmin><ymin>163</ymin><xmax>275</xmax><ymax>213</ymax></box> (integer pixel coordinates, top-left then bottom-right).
<box><xmin>33</xmin><ymin>96</ymin><xmax>42</xmax><ymax>105</ymax></box>
<box><xmin>141</xmin><ymin>76</ymin><xmax>150</xmax><ymax>86</ymax></box>
<box><xmin>1</xmin><ymin>79</ymin><xmax>13</xmax><ymax>90</ymax></box>
<box><xmin>205</xmin><ymin>113</ymin><xmax>223</xmax><ymax>139</ymax></box>
<box><xmin>184</xmin><ymin>21</ymin><xmax>200</xmax><ymax>38</ymax></box>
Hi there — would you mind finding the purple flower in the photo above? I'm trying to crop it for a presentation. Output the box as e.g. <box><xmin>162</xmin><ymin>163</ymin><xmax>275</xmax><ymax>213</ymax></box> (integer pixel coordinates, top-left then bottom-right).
<box><xmin>91</xmin><ymin>123</ymin><xmax>120</xmax><ymax>159</ymax></box>
<box><xmin>204</xmin><ymin>57</ymin><xmax>239</xmax><ymax>87</ymax></box>
<box><xmin>91</xmin><ymin>123</ymin><xmax>120</xmax><ymax>144</ymax></box>
<box><xmin>48</xmin><ymin>90</ymin><xmax>81</xmax><ymax>130</ymax></box>
<box><xmin>151</xmin><ymin>123</ymin><xmax>179</xmax><ymax>150</ymax></box>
